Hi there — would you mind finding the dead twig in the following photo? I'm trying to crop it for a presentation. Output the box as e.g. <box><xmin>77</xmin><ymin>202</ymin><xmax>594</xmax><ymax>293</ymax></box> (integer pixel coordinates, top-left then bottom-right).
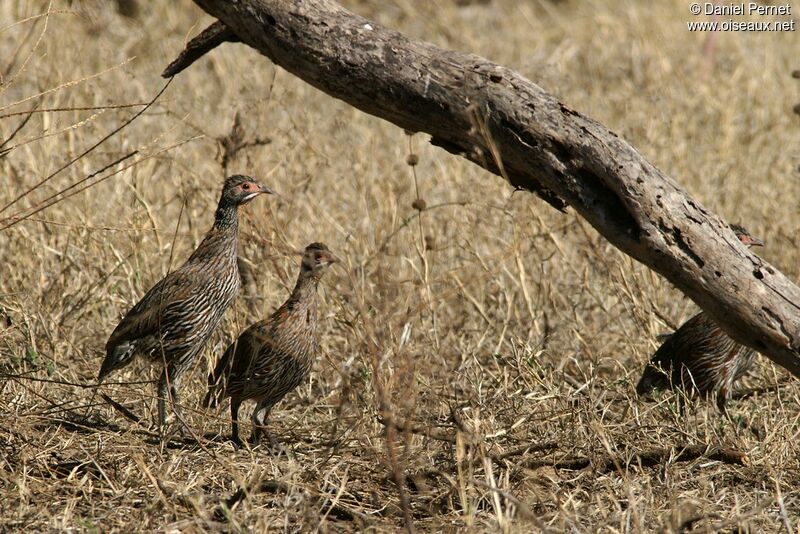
<box><xmin>520</xmin><ymin>444</ymin><xmax>748</xmax><ymax>473</ymax></box>
<box><xmin>378</xmin><ymin>414</ymin><xmax>559</xmax><ymax>469</ymax></box>
<box><xmin>731</xmin><ymin>378</ymin><xmax>794</xmax><ymax>401</ymax></box>
<box><xmin>214</xmin><ymin>478</ymin><xmax>370</xmax><ymax>524</ymax></box>
<box><xmin>100</xmin><ymin>393</ymin><xmax>141</xmax><ymax>424</ymax></box>
<box><xmin>0</xmin><ymin>104</ymin><xmax>37</xmax><ymax>156</ymax></box>
<box><xmin>384</xmin><ymin>420</ymin><xmax>416</xmax><ymax>534</ymax></box>
<box><xmin>0</xmin><ymin>78</ymin><xmax>172</xmax><ymax>217</ymax></box>
<box><xmin>378</xmin><ymin>414</ymin><xmax>456</xmax><ymax>443</ymax></box>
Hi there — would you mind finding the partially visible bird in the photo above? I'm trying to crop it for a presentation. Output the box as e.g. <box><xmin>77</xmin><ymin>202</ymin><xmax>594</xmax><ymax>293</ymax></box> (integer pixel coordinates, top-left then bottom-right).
<box><xmin>99</xmin><ymin>175</ymin><xmax>273</xmax><ymax>435</ymax></box>
<box><xmin>636</xmin><ymin>224</ymin><xmax>764</xmax><ymax>415</ymax></box>
<box><xmin>203</xmin><ymin>242</ymin><xmax>338</xmax><ymax>447</ymax></box>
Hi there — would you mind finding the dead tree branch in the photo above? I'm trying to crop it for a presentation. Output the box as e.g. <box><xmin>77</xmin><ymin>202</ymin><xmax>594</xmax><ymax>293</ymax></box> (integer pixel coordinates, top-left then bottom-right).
<box><xmin>162</xmin><ymin>20</ymin><xmax>239</xmax><ymax>78</ymax></box>
<box><xmin>519</xmin><ymin>443</ymin><xmax>748</xmax><ymax>473</ymax></box>
<box><xmin>165</xmin><ymin>0</ymin><xmax>800</xmax><ymax>377</ymax></box>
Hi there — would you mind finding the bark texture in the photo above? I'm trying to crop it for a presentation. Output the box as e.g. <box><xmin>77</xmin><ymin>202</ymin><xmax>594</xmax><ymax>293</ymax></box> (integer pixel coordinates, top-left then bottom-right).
<box><xmin>165</xmin><ymin>0</ymin><xmax>800</xmax><ymax>377</ymax></box>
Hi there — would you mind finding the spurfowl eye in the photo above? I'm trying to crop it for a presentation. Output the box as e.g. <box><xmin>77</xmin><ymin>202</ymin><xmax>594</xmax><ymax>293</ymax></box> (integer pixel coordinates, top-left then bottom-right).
<box><xmin>242</xmin><ymin>183</ymin><xmax>251</xmax><ymax>191</ymax></box>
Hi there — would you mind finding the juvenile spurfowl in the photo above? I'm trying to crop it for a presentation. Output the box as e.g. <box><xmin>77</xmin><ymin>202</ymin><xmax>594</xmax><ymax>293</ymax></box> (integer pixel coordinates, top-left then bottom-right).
<box><xmin>99</xmin><ymin>175</ymin><xmax>273</xmax><ymax>434</ymax></box>
<box><xmin>203</xmin><ymin>242</ymin><xmax>337</xmax><ymax>446</ymax></box>
<box><xmin>636</xmin><ymin>224</ymin><xmax>764</xmax><ymax>414</ymax></box>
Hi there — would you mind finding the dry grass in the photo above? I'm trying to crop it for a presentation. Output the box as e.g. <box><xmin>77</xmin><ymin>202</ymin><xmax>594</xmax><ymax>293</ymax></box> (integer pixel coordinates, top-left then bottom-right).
<box><xmin>1</xmin><ymin>0</ymin><xmax>799</xmax><ymax>531</ymax></box>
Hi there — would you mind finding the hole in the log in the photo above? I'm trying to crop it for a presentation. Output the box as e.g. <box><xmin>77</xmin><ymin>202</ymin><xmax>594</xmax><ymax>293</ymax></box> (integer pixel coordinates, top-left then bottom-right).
<box><xmin>549</xmin><ymin>138</ymin><xmax>571</xmax><ymax>165</ymax></box>
<box><xmin>573</xmin><ymin>167</ymin><xmax>641</xmax><ymax>242</ymax></box>
<box><xmin>489</xmin><ymin>73</ymin><xmax>502</xmax><ymax>83</ymax></box>
<box><xmin>715</xmin><ymin>270</ymin><xmax>722</xmax><ymax>277</ymax></box>
<box><xmin>672</xmin><ymin>228</ymin><xmax>706</xmax><ymax>269</ymax></box>
<box><xmin>558</xmin><ymin>103</ymin><xmax>579</xmax><ymax>117</ymax></box>
<box><xmin>753</xmin><ymin>269</ymin><xmax>764</xmax><ymax>279</ymax></box>
<box><xmin>499</xmin><ymin>118</ymin><xmax>538</xmax><ymax>148</ymax></box>
<box><xmin>265</xmin><ymin>14</ymin><xmax>276</xmax><ymax>25</ymax></box>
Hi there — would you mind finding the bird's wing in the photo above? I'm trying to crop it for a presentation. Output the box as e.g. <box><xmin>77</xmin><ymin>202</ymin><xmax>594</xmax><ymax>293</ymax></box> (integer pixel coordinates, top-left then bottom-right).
<box><xmin>675</xmin><ymin>313</ymin><xmax>730</xmax><ymax>359</ymax></box>
<box><xmin>204</xmin><ymin>328</ymin><xmax>250</xmax><ymax>407</ymax></box>
<box><xmin>650</xmin><ymin>312</ymin><xmax>735</xmax><ymax>391</ymax></box>
<box><xmin>228</xmin><ymin>321</ymin><xmax>275</xmax><ymax>381</ymax></box>
<box><xmin>649</xmin><ymin>313</ymin><xmax>713</xmax><ymax>365</ymax></box>
<box><xmin>105</xmin><ymin>268</ymin><xmax>206</xmax><ymax>351</ymax></box>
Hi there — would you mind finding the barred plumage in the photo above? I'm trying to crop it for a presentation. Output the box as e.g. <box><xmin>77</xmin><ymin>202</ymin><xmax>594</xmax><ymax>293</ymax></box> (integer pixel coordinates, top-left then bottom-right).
<box><xmin>203</xmin><ymin>242</ymin><xmax>337</xmax><ymax>446</ymax></box>
<box><xmin>99</xmin><ymin>175</ymin><xmax>273</xmax><ymax>434</ymax></box>
<box><xmin>636</xmin><ymin>312</ymin><xmax>756</xmax><ymax>411</ymax></box>
<box><xmin>636</xmin><ymin>224</ymin><xmax>763</xmax><ymax>413</ymax></box>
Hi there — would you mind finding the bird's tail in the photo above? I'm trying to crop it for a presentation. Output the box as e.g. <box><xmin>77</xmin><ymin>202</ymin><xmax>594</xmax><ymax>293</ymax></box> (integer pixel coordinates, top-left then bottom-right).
<box><xmin>202</xmin><ymin>343</ymin><xmax>235</xmax><ymax>408</ymax></box>
<box><xmin>97</xmin><ymin>342</ymin><xmax>137</xmax><ymax>383</ymax></box>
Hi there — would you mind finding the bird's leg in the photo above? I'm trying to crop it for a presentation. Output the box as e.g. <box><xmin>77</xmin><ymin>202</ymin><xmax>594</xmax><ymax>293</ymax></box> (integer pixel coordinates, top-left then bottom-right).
<box><xmin>230</xmin><ymin>398</ymin><xmax>243</xmax><ymax>448</ymax></box>
<box><xmin>157</xmin><ymin>365</ymin><xmax>191</xmax><ymax>441</ymax></box>
<box><xmin>716</xmin><ymin>391</ymin><xmax>741</xmax><ymax>435</ymax></box>
<box><xmin>674</xmin><ymin>390</ymin><xmax>687</xmax><ymax>419</ymax></box>
<box><xmin>157</xmin><ymin>369</ymin><xmax>169</xmax><ymax>437</ymax></box>
<box><xmin>718</xmin><ymin>391</ymin><xmax>748</xmax><ymax>437</ymax></box>
<box><xmin>169</xmin><ymin>373</ymin><xmax>193</xmax><ymax>440</ymax></box>
<box><xmin>716</xmin><ymin>389</ymin><xmax>729</xmax><ymax>416</ymax></box>
<box><xmin>250</xmin><ymin>400</ymin><xmax>276</xmax><ymax>448</ymax></box>
<box><xmin>718</xmin><ymin>388</ymin><xmax>765</xmax><ymax>440</ymax></box>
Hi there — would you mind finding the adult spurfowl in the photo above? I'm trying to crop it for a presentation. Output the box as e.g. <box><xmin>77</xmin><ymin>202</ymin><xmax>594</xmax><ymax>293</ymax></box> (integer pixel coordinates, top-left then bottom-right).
<box><xmin>99</xmin><ymin>174</ymin><xmax>273</xmax><ymax>436</ymax></box>
<box><xmin>204</xmin><ymin>243</ymin><xmax>337</xmax><ymax>447</ymax></box>
<box><xmin>636</xmin><ymin>224</ymin><xmax>764</xmax><ymax>414</ymax></box>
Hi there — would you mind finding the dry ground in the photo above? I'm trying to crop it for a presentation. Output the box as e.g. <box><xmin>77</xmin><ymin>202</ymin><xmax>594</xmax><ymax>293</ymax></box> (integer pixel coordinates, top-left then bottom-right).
<box><xmin>1</xmin><ymin>0</ymin><xmax>800</xmax><ymax>531</ymax></box>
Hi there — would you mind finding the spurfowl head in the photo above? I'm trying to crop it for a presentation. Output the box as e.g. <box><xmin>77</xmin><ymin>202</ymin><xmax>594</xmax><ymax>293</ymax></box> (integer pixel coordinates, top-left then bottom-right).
<box><xmin>730</xmin><ymin>223</ymin><xmax>764</xmax><ymax>248</ymax></box>
<box><xmin>300</xmin><ymin>242</ymin><xmax>338</xmax><ymax>279</ymax></box>
<box><xmin>635</xmin><ymin>364</ymin><xmax>669</xmax><ymax>397</ymax></box>
<box><xmin>219</xmin><ymin>174</ymin><xmax>273</xmax><ymax>208</ymax></box>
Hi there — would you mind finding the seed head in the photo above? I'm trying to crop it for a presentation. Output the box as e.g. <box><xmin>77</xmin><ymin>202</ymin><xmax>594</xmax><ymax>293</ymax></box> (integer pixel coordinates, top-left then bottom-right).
<box><xmin>425</xmin><ymin>235</ymin><xmax>435</xmax><ymax>251</ymax></box>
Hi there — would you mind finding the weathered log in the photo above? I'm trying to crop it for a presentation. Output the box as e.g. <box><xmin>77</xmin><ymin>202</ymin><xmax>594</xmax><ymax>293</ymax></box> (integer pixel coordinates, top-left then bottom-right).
<box><xmin>164</xmin><ymin>0</ymin><xmax>800</xmax><ymax>377</ymax></box>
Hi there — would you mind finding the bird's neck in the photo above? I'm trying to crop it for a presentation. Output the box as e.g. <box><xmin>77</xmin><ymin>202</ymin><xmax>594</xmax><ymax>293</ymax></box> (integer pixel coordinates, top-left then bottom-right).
<box><xmin>186</xmin><ymin>205</ymin><xmax>239</xmax><ymax>265</ymax></box>
<box><xmin>291</xmin><ymin>273</ymin><xmax>320</xmax><ymax>302</ymax></box>
<box><xmin>284</xmin><ymin>273</ymin><xmax>319</xmax><ymax>325</ymax></box>
<box><xmin>213</xmin><ymin>204</ymin><xmax>239</xmax><ymax>231</ymax></box>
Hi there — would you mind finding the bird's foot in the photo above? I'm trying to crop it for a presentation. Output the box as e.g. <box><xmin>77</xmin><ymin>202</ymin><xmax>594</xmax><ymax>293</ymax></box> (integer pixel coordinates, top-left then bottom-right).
<box><xmin>249</xmin><ymin>430</ymin><xmax>284</xmax><ymax>455</ymax></box>
<box><xmin>269</xmin><ymin>436</ymin><xmax>287</xmax><ymax>456</ymax></box>
<box><xmin>749</xmin><ymin>423</ymin><xmax>766</xmax><ymax>441</ymax></box>
<box><xmin>176</xmin><ymin>422</ymin><xmax>195</xmax><ymax>442</ymax></box>
<box><xmin>157</xmin><ymin>422</ymin><xmax>170</xmax><ymax>442</ymax></box>
<box><xmin>738</xmin><ymin>417</ymin><xmax>765</xmax><ymax>440</ymax></box>
<box><xmin>728</xmin><ymin>413</ymin><xmax>765</xmax><ymax>441</ymax></box>
<box><xmin>156</xmin><ymin>420</ymin><xmax>195</xmax><ymax>446</ymax></box>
